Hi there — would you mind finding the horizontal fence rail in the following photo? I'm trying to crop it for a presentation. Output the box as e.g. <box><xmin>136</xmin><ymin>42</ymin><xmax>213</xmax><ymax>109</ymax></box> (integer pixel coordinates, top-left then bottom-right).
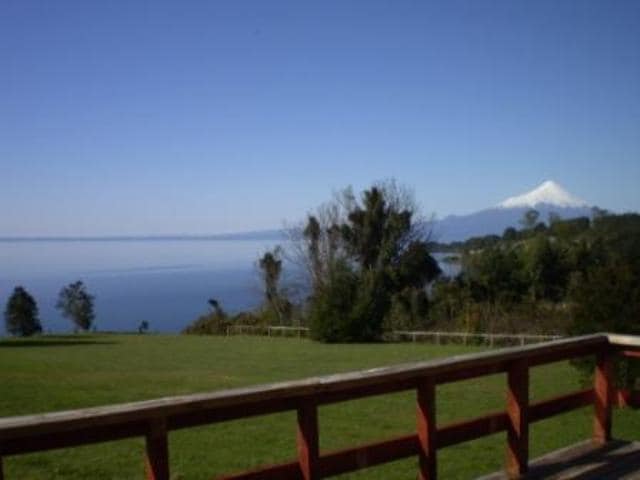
<box><xmin>0</xmin><ymin>333</ymin><xmax>639</xmax><ymax>479</ymax></box>
<box><xmin>392</xmin><ymin>330</ymin><xmax>563</xmax><ymax>347</ymax></box>
<box><xmin>226</xmin><ymin>325</ymin><xmax>562</xmax><ymax>347</ymax></box>
<box><xmin>226</xmin><ymin>325</ymin><xmax>310</xmax><ymax>337</ymax></box>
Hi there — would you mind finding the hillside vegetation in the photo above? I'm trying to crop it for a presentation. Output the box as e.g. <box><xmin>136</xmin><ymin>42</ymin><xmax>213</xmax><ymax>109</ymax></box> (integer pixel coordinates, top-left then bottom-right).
<box><xmin>183</xmin><ymin>182</ymin><xmax>640</xmax><ymax>347</ymax></box>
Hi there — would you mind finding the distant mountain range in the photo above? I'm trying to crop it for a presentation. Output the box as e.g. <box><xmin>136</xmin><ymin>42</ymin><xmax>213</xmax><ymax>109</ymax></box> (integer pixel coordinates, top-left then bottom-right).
<box><xmin>431</xmin><ymin>180</ymin><xmax>594</xmax><ymax>242</ymax></box>
<box><xmin>0</xmin><ymin>181</ymin><xmax>598</xmax><ymax>244</ymax></box>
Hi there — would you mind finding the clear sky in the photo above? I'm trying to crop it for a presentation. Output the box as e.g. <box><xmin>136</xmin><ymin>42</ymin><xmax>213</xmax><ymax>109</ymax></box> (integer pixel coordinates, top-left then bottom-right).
<box><xmin>1</xmin><ymin>0</ymin><xmax>639</xmax><ymax>236</ymax></box>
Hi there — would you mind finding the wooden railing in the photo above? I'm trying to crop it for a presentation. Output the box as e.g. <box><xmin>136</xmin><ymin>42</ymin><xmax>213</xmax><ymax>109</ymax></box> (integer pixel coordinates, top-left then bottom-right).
<box><xmin>0</xmin><ymin>333</ymin><xmax>638</xmax><ymax>479</ymax></box>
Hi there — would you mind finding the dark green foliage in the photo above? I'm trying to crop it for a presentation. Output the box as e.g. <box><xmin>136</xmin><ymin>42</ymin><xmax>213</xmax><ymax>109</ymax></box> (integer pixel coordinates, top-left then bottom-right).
<box><xmin>464</xmin><ymin>246</ymin><xmax>527</xmax><ymax>304</ymax></box>
<box><xmin>258</xmin><ymin>247</ymin><xmax>292</xmax><ymax>325</ymax></box>
<box><xmin>520</xmin><ymin>209</ymin><xmax>540</xmax><ymax>230</ymax></box>
<box><xmin>308</xmin><ymin>259</ymin><xmax>360</xmax><ymax>341</ymax></box>
<box><xmin>502</xmin><ymin>227</ymin><xmax>518</xmax><ymax>241</ymax></box>
<box><xmin>56</xmin><ymin>281</ymin><xmax>95</xmax><ymax>332</ymax></box>
<box><xmin>182</xmin><ymin>313</ymin><xmax>230</xmax><ymax>335</ymax></box>
<box><xmin>183</xmin><ymin>297</ymin><xmax>230</xmax><ymax>335</ymax></box>
<box><xmin>549</xmin><ymin>216</ymin><xmax>590</xmax><ymax>239</ymax></box>
<box><xmin>569</xmin><ymin>263</ymin><xmax>640</xmax><ymax>336</ymax></box>
<box><xmin>388</xmin><ymin>286</ymin><xmax>432</xmax><ymax>331</ymax></box>
<box><xmin>567</xmin><ymin>214</ymin><xmax>640</xmax><ymax>337</ymax></box>
<box><xmin>569</xmin><ymin>260</ymin><xmax>640</xmax><ymax>388</ymax></box>
<box><xmin>305</xmin><ymin>183</ymin><xmax>440</xmax><ymax>342</ymax></box>
<box><xmin>4</xmin><ymin>286</ymin><xmax>42</xmax><ymax>336</ymax></box>
<box><xmin>461</xmin><ymin>235</ymin><xmax>502</xmax><ymax>251</ymax></box>
<box><xmin>431</xmin><ymin>211</ymin><xmax>640</xmax><ymax>352</ymax></box>
<box><xmin>526</xmin><ymin>237</ymin><xmax>570</xmax><ymax>302</ymax></box>
<box><xmin>533</xmin><ymin>221</ymin><xmax>548</xmax><ymax>233</ymax></box>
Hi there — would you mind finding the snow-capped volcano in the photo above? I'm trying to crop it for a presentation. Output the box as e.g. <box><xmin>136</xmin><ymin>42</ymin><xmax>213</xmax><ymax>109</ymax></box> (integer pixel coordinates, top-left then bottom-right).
<box><xmin>433</xmin><ymin>180</ymin><xmax>594</xmax><ymax>242</ymax></box>
<box><xmin>498</xmin><ymin>180</ymin><xmax>587</xmax><ymax>209</ymax></box>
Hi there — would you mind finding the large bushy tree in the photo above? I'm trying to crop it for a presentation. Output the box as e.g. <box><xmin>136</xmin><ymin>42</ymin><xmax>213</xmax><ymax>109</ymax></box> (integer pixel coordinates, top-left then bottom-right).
<box><xmin>525</xmin><ymin>237</ymin><xmax>570</xmax><ymax>302</ymax></box>
<box><xmin>301</xmin><ymin>182</ymin><xmax>440</xmax><ymax>342</ymax></box>
<box><xmin>56</xmin><ymin>281</ymin><xmax>95</xmax><ymax>332</ymax></box>
<box><xmin>464</xmin><ymin>246</ymin><xmax>527</xmax><ymax>304</ymax></box>
<box><xmin>4</xmin><ymin>286</ymin><xmax>42</xmax><ymax>336</ymax></box>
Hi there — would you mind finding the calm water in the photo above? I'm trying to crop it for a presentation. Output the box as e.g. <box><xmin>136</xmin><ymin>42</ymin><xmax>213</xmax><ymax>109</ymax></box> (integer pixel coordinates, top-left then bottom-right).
<box><xmin>0</xmin><ymin>240</ymin><xmax>459</xmax><ymax>334</ymax></box>
<box><xmin>0</xmin><ymin>240</ymin><xmax>281</xmax><ymax>333</ymax></box>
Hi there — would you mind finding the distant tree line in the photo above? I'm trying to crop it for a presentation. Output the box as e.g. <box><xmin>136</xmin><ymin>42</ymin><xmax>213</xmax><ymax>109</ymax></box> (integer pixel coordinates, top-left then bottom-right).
<box><xmin>3</xmin><ymin>281</ymin><xmax>96</xmax><ymax>336</ymax></box>
<box><xmin>427</xmin><ymin>209</ymin><xmax>640</xmax><ymax>341</ymax></box>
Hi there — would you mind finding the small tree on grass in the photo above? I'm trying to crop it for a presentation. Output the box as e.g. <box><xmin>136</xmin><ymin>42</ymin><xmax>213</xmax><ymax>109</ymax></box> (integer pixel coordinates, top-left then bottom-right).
<box><xmin>4</xmin><ymin>286</ymin><xmax>42</xmax><ymax>336</ymax></box>
<box><xmin>56</xmin><ymin>281</ymin><xmax>95</xmax><ymax>332</ymax></box>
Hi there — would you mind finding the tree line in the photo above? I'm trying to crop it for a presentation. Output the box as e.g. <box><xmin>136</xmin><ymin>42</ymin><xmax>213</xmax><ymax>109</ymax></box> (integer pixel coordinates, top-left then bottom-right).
<box><xmin>4</xmin><ymin>281</ymin><xmax>96</xmax><ymax>336</ymax></box>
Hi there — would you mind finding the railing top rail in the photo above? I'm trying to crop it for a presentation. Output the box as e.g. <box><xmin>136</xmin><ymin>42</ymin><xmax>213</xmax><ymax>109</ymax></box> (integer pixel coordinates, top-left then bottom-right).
<box><xmin>0</xmin><ymin>333</ymin><xmax>618</xmax><ymax>443</ymax></box>
<box><xmin>607</xmin><ymin>333</ymin><xmax>640</xmax><ymax>348</ymax></box>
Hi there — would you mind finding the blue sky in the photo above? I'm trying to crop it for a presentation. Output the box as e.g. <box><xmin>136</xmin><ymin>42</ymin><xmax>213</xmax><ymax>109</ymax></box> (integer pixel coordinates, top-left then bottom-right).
<box><xmin>1</xmin><ymin>1</ymin><xmax>639</xmax><ymax>236</ymax></box>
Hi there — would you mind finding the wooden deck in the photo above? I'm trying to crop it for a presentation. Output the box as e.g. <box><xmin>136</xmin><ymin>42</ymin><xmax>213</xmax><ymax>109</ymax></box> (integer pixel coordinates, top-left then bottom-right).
<box><xmin>481</xmin><ymin>440</ymin><xmax>640</xmax><ymax>479</ymax></box>
<box><xmin>1</xmin><ymin>332</ymin><xmax>638</xmax><ymax>479</ymax></box>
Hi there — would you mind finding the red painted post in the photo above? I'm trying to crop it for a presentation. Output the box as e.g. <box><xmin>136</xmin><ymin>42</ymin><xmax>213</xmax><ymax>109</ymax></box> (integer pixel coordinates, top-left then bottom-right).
<box><xmin>593</xmin><ymin>351</ymin><xmax>613</xmax><ymax>445</ymax></box>
<box><xmin>297</xmin><ymin>400</ymin><xmax>319</xmax><ymax>480</ymax></box>
<box><xmin>417</xmin><ymin>379</ymin><xmax>437</xmax><ymax>480</ymax></box>
<box><xmin>506</xmin><ymin>359</ymin><xmax>529</xmax><ymax>478</ymax></box>
<box><xmin>145</xmin><ymin>418</ymin><xmax>170</xmax><ymax>480</ymax></box>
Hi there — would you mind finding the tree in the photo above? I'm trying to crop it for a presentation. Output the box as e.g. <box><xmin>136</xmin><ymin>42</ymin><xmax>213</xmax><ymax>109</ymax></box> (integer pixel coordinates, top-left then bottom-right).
<box><xmin>258</xmin><ymin>247</ymin><xmax>292</xmax><ymax>325</ymax></box>
<box><xmin>464</xmin><ymin>246</ymin><xmax>527</xmax><ymax>304</ymax></box>
<box><xmin>4</xmin><ymin>286</ymin><xmax>42</xmax><ymax>336</ymax></box>
<box><xmin>301</xmin><ymin>182</ymin><xmax>441</xmax><ymax>342</ymax></box>
<box><xmin>502</xmin><ymin>227</ymin><xmax>518</xmax><ymax>241</ymax></box>
<box><xmin>56</xmin><ymin>281</ymin><xmax>95</xmax><ymax>331</ymax></box>
<box><xmin>520</xmin><ymin>209</ymin><xmax>540</xmax><ymax>230</ymax></box>
<box><xmin>525</xmin><ymin>237</ymin><xmax>569</xmax><ymax>302</ymax></box>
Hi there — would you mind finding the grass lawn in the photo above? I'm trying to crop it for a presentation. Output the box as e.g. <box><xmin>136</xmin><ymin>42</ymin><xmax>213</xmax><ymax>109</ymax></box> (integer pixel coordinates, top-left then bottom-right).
<box><xmin>1</xmin><ymin>334</ymin><xmax>638</xmax><ymax>479</ymax></box>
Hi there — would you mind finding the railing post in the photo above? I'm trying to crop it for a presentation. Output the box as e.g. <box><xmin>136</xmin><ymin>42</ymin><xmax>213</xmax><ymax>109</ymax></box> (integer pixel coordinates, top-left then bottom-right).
<box><xmin>145</xmin><ymin>418</ymin><xmax>169</xmax><ymax>480</ymax></box>
<box><xmin>0</xmin><ymin>455</ymin><xmax>4</xmax><ymax>480</ymax></box>
<box><xmin>417</xmin><ymin>379</ymin><xmax>437</xmax><ymax>480</ymax></box>
<box><xmin>506</xmin><ymin>359</ymin><xmax>529</xmax><ymax>478</ymax></box>
<box><xmin>297</xmin><ymin>400</ymin><xmax>319</xmax><ymax>480</ymax></box>
<box><xmin>593</xmin><ymin>350</ymin><xmax>613</xmax><ymax>445</ymax></box>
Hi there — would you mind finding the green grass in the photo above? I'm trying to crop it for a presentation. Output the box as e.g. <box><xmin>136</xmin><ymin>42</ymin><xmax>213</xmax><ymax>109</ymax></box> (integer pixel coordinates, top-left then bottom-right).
<box><xmin>0</xmin><ymin>334</ymin><xmax>638</xmax><ymax>479</ymax></box>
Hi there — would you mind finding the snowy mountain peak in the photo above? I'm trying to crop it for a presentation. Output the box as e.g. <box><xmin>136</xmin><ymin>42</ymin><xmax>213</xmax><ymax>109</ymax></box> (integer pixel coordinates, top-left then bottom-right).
<box><xmin>498</xmin><ymin>180</ymin><xmax>588</xmax><ymax>209</ymax></box>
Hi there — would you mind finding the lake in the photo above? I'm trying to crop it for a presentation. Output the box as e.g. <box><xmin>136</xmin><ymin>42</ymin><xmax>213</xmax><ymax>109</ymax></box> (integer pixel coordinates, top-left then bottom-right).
<box><xmin>0</xmin><ymin>239</ymin><xmax>459</xmax><ymax>333</ymax></box>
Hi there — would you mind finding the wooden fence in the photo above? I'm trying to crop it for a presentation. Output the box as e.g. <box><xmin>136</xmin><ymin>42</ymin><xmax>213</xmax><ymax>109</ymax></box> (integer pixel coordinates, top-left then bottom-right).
<box><xmin>227</xmin><ymin>325</ymin><xmax>561</xmax><ymax>347</ymax></box>
<box><xmin>226</xmin><ymin>325</ymin><xmax>310</xmax><ymax>337</ymax></box>
<box><xmin>0</xmin><ymin>333</ymin><xmax>638</xmax><ymax>479</ymax></box>
<box><xmin>392</xmin><ymin>330</ymin><xmax>562</xmax><ymax>347</ymax></box>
